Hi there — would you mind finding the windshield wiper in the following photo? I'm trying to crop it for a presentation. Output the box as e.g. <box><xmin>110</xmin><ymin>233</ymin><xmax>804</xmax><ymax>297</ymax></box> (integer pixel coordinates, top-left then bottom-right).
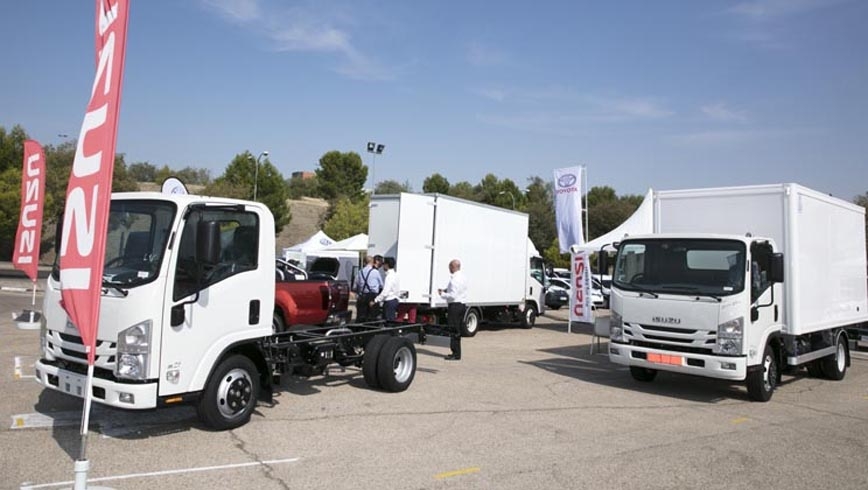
<box><xmin>102</xmin><ymin>283</ymin><xmax>129</xmax><ymax>297</ymax></box>
<box><xmin>658</xmin><ymin>285</ymin><xmax>721</xmax><ymax>302</ymax></box>
<box><xmin>628</xmin><ymin>284</ymin><xmax>659</xmax><ymax>298</ymax></box>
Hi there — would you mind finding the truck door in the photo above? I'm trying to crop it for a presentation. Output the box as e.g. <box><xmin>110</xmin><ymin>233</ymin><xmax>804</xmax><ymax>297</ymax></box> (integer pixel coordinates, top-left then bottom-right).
<box><xmin>749</xmin><ymin>241</ymin><xmax>778</xmax><ymax>333</ymax></box>
<box><xmin>529</xmin><ymin>256</ymin><xmax>546</xmax><ymax>312</ymax></box>
<box><xmin>160</xmin><ymin>207</ymin><xmax>267</xmax><ymax>396</ymax></box>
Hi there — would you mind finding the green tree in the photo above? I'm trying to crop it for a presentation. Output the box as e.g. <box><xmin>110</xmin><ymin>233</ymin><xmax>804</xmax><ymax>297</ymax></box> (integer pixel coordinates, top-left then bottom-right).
<box><xmin>543</xmin><ymin>239</ymin><xmax>570</xmax><ymax>268</ymax></box>
<box><xmin>375</xmin><ymin>179</ymin><xmax>412</xmax><ymax>194</ymax></box>
<box><xmin>525</xmin><ymin>176</ymin><xmax>556</xmax><ymax>254</ymax></box>
<box><xmin>287</xmin><ymin>175</ymin><xmax>320</xmax><ymax>199</ymax></box>
<box><xmin>175</xmin><ymin>166</ymin><xmax>212</xmax><ymax>186</ymax></box>
<box><xmin>315</xmin><ymin>151</ymin><xmax>367</xmax><ymax>202</ymax></box>
<box><xmin>323</xmin><ymin>196</ymin><xmax>369</xmax><ymax>239</ymax></box>
<box><xmin>449</xmin><ymin>181</ymin><xmax>476</xmax><ymax>200</ymax></box>
<box><xmin>423</xmin><ymin>173</ymin><xmax>450</xmax><ymax>194</ymax></box>
<box><xmin>855</xmin><ymin>192</ymin><xmax>868</xmax><ymax>256</ymax></box>
<box><xmin>586</xmin><ymin>186</ymin><xmax>643</xmax><ymax>240</ymax></box>
<box><xmin>128</xmin><ymin>161</ymin><xmax>156</xmax><ymax>182</ymax></box>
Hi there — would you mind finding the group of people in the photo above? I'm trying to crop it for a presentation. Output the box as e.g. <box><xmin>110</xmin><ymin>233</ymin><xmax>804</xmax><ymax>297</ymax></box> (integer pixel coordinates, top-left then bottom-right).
<box><xmin>354</xmin><ymin>255</ymin><xmax>467</xmax><ymax>361</ymax></box>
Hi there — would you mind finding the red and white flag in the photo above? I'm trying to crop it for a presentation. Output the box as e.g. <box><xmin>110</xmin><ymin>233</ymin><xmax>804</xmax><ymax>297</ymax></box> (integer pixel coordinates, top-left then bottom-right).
<box><xmin>59</xmin><ymin>0</ymin><xmax>130</xmax><ymax>365</ymax></box>
<box><xmin>570</xmin><ymin>250</ymin><xmax>592</xmax><ymax>323</ymax></box>
<box><xmin>13</xmin><ymin>140</ymin><xmax>46</xmax><ymax>283</ymax></box>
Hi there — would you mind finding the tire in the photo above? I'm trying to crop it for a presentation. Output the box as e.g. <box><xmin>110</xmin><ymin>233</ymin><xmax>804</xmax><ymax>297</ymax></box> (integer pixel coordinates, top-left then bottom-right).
<box><xmin>376</xmin><ymin>336</ymin><xmax>417</xmax><ymax>392</ymax></box>
<box><xmin>630</xmin><ymin>366</ymin><xmax>657</xmax><ymax>382</ymax></box>
<box><xmin>805</xmin><ymin>360</ymin><xmax>824</xmax><ymax>378</ymax></box>
<box><xmin>747</xmin><ymin>343</ymin><xmax>778</xmax><ymax>402</ymax></box>
<box><xmin>820</xmin><ymin>334</ymin><xmax>848</xmax><ymax>381</ymax></box>
<box><xmin>462</xmin><ymin>308</ymin><xmax>480</xmax><ymax>337</ymax></box>
<box><xmin>520</xmin><ymin>304</ymin><xmax>537</xmax><ymax>329</ymax></box>
<box><xmin>548</xmin><ymin>304</ymin><xmax>561</xmax><ymax>311</ymax></box>
<box><xmin>198</xmin><ymin>355</ymin><xmax>260</xmax><ymax>430</ymax></box>
<box><xmin>272</xmin><ymin>310</ymin><xmax>286</xmax><ymax>333</ymax></box>
<box><xmin>362</xmin><ymin>335</ymin><xmax>389</xmax><ymax>389</ymax></box>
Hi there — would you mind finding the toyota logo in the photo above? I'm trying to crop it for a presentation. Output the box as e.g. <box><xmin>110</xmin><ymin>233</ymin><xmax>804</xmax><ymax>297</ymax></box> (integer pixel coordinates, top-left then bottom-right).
<box><xmin>558</xmin><ymin>174</ymin><xmax>577</xmax><ymax>188</ymax></box>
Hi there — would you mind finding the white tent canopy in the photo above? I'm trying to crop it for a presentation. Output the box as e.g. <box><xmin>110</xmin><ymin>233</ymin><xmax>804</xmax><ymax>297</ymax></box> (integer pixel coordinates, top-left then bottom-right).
<box><xmin>286</xmin><ymin>230</ymin><xmax>335</xmax><ymax>252</ymax></box>
<box><xmin>574</xmin><ymin>189</ymin><xmax>654</xmax><ymax>252</ymax></box>
<box><xmin>323</xmin><ymin>233</ymin><xmax>368</xmax><ymax>252</ymax></box>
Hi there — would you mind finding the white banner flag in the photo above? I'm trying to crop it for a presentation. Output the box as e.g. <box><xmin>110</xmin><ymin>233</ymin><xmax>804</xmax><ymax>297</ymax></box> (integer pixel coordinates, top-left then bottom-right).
<box><xmin>570</xmin><ymin>250</ymin><xmax>593</xmax><ymax>323</ymax></box>
<box><xmin>553</xmin><ymin>166</ymin><xmax>584</xmax><ymax>252</ymax></box>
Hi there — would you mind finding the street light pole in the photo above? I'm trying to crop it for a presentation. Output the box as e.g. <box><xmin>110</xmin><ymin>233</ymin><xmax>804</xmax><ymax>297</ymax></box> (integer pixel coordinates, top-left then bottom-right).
<box><xmin>498</xmin><ymin>190</ymin><xmax>516</xmax><ymax>210</ymax></box>
<box><xmin>253</xmin><ymin>150</ymin><xmax>268</xmax><ymax>201</ymax></box>
<box><xmin>366</xmin><ymin>142</ymin><xmax>385</xmax><ymax>194</ymax></box>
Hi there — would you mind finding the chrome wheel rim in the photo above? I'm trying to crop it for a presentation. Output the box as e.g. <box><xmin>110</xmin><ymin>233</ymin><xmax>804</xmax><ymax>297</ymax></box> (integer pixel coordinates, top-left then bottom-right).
<box><xmin>217</xmin><ymin>368</ymin><xmax>253</xmax><ymax>419</ymax></box>
<box><xmin>392</xmin><ymin>346</ymin><xmax>414</xmax><ymax>383</ymax></box>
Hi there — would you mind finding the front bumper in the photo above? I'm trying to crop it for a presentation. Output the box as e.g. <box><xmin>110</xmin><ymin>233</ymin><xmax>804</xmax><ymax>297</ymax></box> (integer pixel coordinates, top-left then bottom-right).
<box><xmin>608</xmin><ymin>342</ymin><xmax>747</xmax><ymax>381</ymax></box>
<box><xmin>35</xmin><ymin>359</ymin><xmax>158</xmax><ymax>410</ymax></box>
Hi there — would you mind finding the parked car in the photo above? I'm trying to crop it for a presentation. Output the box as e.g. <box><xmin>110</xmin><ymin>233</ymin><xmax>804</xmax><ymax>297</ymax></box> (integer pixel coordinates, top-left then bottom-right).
<box><xmin>592</xmin><ymin>274</ymin><xmax>612</xmax><ymax>308</ymax></box>
<box><xmin>546</xmin><ymin>277</ymin><xmax>605</xmax><ymax>309</ymax></box>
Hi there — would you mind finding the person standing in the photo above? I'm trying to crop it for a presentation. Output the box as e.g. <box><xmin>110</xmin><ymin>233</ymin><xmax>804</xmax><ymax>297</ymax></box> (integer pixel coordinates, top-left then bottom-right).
<box><xmin>373</xmin><ymin>256</ymin><xmax>400</xmax><ymax>321</ymax></box>
<box><xmin>438</xmin><ymin>259</ymin><xmax>468</xmax><ymax>361</ymax></box>
<box><xmin>354</xmin><ymin>255</ymin><xmax>383</xmax><ymax>321</ymax></box>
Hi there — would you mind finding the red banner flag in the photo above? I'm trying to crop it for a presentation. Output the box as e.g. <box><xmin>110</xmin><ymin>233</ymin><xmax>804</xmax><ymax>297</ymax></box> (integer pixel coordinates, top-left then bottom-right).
<box><xmin>59</xmin><ymin>0</ymin><xmax>130</xmax><ymax>365</ymax></box>
<box><xmin>13</xmin><ymin>140</ymin><xmax>47</xmax><ymax>283</ymax></box>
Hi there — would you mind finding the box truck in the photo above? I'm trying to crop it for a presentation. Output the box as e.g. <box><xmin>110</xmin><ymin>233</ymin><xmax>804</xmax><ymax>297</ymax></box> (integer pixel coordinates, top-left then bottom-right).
<box><xmin>368</xmin><ymin>193</ymin><xmax>546</xmax><ymax>336</ymax></box>
<box><xmin>606</xmin><ymin>184</ymin><xmax>868</xmax><ymax>401</ymax></box>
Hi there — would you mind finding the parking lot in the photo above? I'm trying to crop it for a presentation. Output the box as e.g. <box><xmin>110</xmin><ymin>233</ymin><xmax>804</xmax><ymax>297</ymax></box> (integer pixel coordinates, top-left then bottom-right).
<box><xmin>2</xmin><ymin>290</ymin><xmax>868</xmax><ymax>489</ymax></box>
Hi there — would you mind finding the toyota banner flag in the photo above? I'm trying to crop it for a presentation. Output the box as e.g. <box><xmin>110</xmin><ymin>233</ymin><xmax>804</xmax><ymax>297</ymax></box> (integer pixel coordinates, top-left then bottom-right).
<box><xmin>13</xmin><ymin>140</ymin><xmax>46</xmax><ymax>283</ymax></box>
<box><xmin>553</xmin><ymin>166</ymin><xmax>585</xmax><ymax>252</ymax></box>
<box><xmin>59</xmin><ymin>0</ymin><xmax>130</xmax><ymax>365</ymax></box>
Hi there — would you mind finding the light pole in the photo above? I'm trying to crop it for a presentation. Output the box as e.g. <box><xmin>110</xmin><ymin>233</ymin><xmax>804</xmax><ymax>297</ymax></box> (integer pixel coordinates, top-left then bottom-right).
<box><xmin>498</xmin><ymin>190</ymin><xmax>516</xmax><ymax>210</ymax></box>
<box><xmin>366</xmin><ymin>142</ymin><xmax>384</xmax><ymax>193</ymax></box>
<box><xmin>253</xmin><ymin>150</ymin><xmax>268</xmax><ymax>201</ymax></box>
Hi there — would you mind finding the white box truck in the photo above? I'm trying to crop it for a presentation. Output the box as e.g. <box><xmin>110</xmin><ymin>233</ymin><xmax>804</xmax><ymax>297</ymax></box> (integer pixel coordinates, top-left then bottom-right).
<box><xmin>606</xmin><ymin>183</ymin><xmax>868</xmax><ymax>401</ymax></box>
<box><xmin>368</xmin><ymin>193</ymin><xmax>546</xmax><ymax>335</ymax></box>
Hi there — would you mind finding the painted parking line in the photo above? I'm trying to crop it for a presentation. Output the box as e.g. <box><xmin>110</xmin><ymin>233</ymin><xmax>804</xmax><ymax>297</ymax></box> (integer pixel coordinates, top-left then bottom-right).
<box><xmin>731</xmin><ymin>417</ymin><xmax>750</xmax><ymax>425</ymax></box>
<box><xmin>19</xmin><ymin>458</ymin><xmax>300</xmax><ymax>489</ymax></box>
<box><xmin>14</xmin><ymin>356</ymin><xmax>36</xmax><ymax>379</ymax></box>
<box><xmin>10</xmin><ymin>411</ymin><xmax>82</xmax><ymax>430</ymax></box>
<box><xmin>434</xmin><ymin>467</ymin><xmax>481</xmax><ymax>480</ymax></box>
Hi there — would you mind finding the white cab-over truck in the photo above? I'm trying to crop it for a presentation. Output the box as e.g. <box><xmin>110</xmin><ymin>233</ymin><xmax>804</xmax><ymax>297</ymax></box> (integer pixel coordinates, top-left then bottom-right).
<box><xmin>607</xmin><ymin>184</ymin><xmax>868</xmax><ymax>400</ymax></box>
<box><xmin>368</xmin><ymin>192</ymin><xmax>546</xmax><ymax>336</ymax></box>
<box><xmin>35</xmin><ymin>192</ymin><xmax>426</xmax><ymax>429</ymax></box>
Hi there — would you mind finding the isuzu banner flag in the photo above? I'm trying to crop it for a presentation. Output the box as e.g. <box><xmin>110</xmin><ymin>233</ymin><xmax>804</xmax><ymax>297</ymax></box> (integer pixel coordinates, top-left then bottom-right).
<box><xmin>59</xmin><ymin>0</ymin><xmax>130</xmax><ymax>365</ymax></box>
<box><xmin>13</xmin><ymin>140</ymin><xmax>46</xmax><ymax>282</ymax></box>
<box><xmin>553</xmin><ymin>166</ymin><xmax>584</xmax><ymax>252</ymax></box>
<box><xmin>570</xmin><ymin>249</ymin><xmax>592</xmax><ymax>323</ymax></box>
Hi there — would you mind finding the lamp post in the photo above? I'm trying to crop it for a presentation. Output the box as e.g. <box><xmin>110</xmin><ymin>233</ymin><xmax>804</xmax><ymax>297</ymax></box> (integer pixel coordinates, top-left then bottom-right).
<box><xmin>366</xmin><ymin>141</ymin><xmax>385</xmax><ymax>193</ymax></box>
<box><xmin>253</xmin><ymin>150</ymin><xmax>268</xmax><ymax>201</ymax></box>
<box><xmin>498</xmin><ymin>190</ymin><xmax>516</xmax><ymax>210</ymax></box>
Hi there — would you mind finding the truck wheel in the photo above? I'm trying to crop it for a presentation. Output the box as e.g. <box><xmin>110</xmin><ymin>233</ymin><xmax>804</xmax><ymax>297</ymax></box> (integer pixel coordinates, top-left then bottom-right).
<box><xmin>376</xmin><ymin>336</ymin><xmax>417</xmax><ymax>392</ymax></box>
<box><xmin>820</xmin><ymin>334</ymin><xmax>848</xmax><ymax>381</ymax></box>
<box><xmin>272</xmin><ymin>311</ymin><xmax>286</xmax><ymax>333</ymax></box>
<box><xmin>198</xmin><ymin>355</ymin><xmax>260</xmax><ymax>430</ymax></box>
<box><xmin>630</xmin><ymin>366</ymin><xmax>657</xmax><ymax>382</ymax></box>
<box><xmin>520</xmin><ymin>304</ymin><xmax>537</xmax><ymax>329</ymax></box>
<box><xmin>362</xmin><ymin>335</ymin><xmax>389</xmax><ymax>389</ymax></box>
<box><xmin>805</xmin><ymin>360</ymin><xmax>824</xmax><ymax>378</ymax></box>
<box><xmin>462</xmin><ymin>308</ymin><xmax>480</xmax><ymax>337</ymax></box>
<box><xmin>747</xmin><ymin>344</ymin><xmax>777</xmax><ymax>402</ymax></box>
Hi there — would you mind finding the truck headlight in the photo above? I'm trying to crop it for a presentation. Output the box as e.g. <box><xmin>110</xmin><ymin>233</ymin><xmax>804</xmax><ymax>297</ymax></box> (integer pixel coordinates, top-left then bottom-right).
<box><xmin>715</xmin><ymin>317</ymin><xmax>743</xmax><ymax>355</ymax></box>
<box><xmin>610</xmin><ymin>311</ymin><xmax>624</xmax><ymax>342</ymax></box>
<box><xmin>116</xmin><ymin>320</ymin><xmax>152</xmax><ymax>380</ymax></box>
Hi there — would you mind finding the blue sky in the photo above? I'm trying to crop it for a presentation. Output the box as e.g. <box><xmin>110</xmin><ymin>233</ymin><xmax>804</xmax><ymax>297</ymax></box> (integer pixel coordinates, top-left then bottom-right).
<box><xmin>3</xmin><ymin>1</ymin><xmax>867</xmax><ymax>200</ymax></box>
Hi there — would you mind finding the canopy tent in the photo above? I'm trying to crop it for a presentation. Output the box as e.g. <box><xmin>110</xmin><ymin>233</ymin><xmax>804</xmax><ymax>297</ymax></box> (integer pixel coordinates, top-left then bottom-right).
<box><xmin>286</xmin><ymin>230</ymin><xmax>336</xmax><ymax>252</ymax></box>
<box><xmin>323</xmin><ymin>233</ymin><xmax>368</xmax><ymax>252</ymax></box>
<box><xmin>574</xmin><ymin>189</ymin><xmax>654</xmax><ymax>253</ymax></box>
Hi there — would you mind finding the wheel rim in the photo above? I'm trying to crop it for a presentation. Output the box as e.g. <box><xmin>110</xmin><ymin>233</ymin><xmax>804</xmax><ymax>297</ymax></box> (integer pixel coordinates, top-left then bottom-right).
<box><xmin>526</xmin><ymin>308</ymin><xmax>536</xmax><ymax>325</ymax></box>
<box><xmin>217</xmin><ymin>368</ymin><xmax>254</xmax><ymax>419</ymax></box>
<box><xmin>465</xmin><ymin>312</ymin><xmax>478</xmax><ymax>334</ymax></box>
<box><xmin>392</xmin><ymin>346</ymin><xmax>414</xmax><ymax>383</ymax></box>
<box><xmin>762</xmin><ymin>353</ymin><xmax>776</xmax><ymax>392</ymax></box>
<box><xmin>836</xmin><ymin>340</ymin><xmax>846</xmax><ymax>373</ymax></box>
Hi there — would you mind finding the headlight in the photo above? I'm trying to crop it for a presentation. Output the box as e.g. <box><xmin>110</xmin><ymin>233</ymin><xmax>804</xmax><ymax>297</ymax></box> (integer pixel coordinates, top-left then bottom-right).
<box><xmin>610</xmin><ymin>311</ymin><xmax>624</xmax><ymax>342</ymax></box>
<box><xmin>116</xmin><ymin>320</ymin><xmax>152</xmax><ymax>380</ymax></box>
<box><xmin>715</xmin><ymin>317</ymin><xmax>743</xmax><ymax>355</ymax></box>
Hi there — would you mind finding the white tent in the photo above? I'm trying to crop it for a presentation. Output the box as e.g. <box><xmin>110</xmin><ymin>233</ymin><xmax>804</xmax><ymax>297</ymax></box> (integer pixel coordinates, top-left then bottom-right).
<box><xmin>286</xmin><ymin>230</ymin><xmax>336</xmax><ymax>252</ymax></box>
<box><xmin>574</xmin><ymin>189</ymin><xmax>654</xmax><ymax>252</ymax></box>
<box><xmin>323</xmin><ymin>233</ymin><xmax>368</xmax><ymax>252</ymax></box>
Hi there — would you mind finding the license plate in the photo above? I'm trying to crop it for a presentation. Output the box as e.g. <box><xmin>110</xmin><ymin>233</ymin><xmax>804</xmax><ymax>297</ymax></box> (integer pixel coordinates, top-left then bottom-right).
<box><xmin>646</xmin><ymin>353</ymin><xmax>683</xmax><ymax>366</ymax></box>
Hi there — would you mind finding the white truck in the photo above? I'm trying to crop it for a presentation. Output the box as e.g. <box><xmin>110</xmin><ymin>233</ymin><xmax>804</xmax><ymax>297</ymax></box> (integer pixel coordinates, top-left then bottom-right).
<box><xmin>35</xmin><ymin>192</ymin><xmax>427</xmax><ymax>429</ymax></box>
<box><xmin>368</xmin><ymin>192</ymin><xmax>546</xmax><ymax>336</ymax></box>
<box><xmin>606</xmin><ymin>183</ymin><xmax>868</xmax><ymax>401</ymax></box>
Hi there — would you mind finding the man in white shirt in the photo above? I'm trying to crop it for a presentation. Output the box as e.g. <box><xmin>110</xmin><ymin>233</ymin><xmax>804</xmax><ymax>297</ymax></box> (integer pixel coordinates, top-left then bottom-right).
<box><xmin>372</xmin><ymin>256</ymin><xmax>400</xmax><ymax>321</ymax></box>
<box><xmin>438</xmin><ymin>259</ymin><xmax>468</xmax><ymax>360</ymax></box>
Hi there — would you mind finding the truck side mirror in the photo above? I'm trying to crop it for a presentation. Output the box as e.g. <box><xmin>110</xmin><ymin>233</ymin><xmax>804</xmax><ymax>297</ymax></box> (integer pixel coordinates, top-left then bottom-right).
<box><xmin>597</xmin><ymin>251</ymin><xmax>608</xmax><ymax>275</ymax></box>
<box><xmin>769</xmin><ymin>253</ymin><xmax>784</xmax><ymax>283</ymax></box>
<box><xmin>196</xmin><ymin>221</ymin><xmax>221</xmax><ymax>265</ymax></box>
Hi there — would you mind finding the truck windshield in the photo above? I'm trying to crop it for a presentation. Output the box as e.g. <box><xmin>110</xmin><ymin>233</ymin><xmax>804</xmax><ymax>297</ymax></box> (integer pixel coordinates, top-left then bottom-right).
<box><xmin>613</xmin><ymin>239</ymin><xmax>746</xmax><ymax>297</ymax></box>
<box><xmin>51</xmin><ymin>200</ymin><xmax>177</xmax><ymax>289</ymax></box>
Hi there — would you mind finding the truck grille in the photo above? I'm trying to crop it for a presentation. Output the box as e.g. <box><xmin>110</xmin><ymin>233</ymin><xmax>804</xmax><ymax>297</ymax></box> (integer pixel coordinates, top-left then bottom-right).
<box><xmin>47</xmin><ymin>330</ymin><xmax>117</xmax><ymax>371</ymax></box>
<box><xmin>624</xmin><ymin>322</ymin><xmax>716</xmax><ymax>354</ymax></box>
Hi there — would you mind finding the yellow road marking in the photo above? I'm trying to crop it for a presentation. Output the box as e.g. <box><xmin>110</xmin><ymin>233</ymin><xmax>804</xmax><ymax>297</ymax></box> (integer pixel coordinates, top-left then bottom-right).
<box><xmin>435</xmin><ymin>467</ymin><xmax>480</xmax><ymax>480</ymax></box>
<box><xmin>15</xmin><ymin>417</ymin><xmax>25</xmax><ymax>428</ymax></box>
<box><xmin>731</xmin><ymin>417</ymin><xmax>750</xmax><ymax>425</ymax></box>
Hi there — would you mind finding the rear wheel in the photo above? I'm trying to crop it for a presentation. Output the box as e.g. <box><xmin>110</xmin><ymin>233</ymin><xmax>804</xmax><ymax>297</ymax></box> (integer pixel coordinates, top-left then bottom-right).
<box><xmin>198</xmin><ymin>355</ymin><xmax>260</xmax><ymax>430</ymax></box>
<box><xmin>805</xmin><ymin>360</ymin><xmax>824</xmax><ymax>377</ymax></box>
<box><xmin>747</xmin><ymin>343</ymin><xmax>778</xmax><ymax>402</ymax></box>
<box><xmin>272</xmin><ymin>310</ymin><xmax>286</xmax><ymax>333</ymax></box>
<box><xmin>630</xmin><ymin>366</ymin><xmax>657</xmax><ymax>382</ymax></box>
<box><xmin>820</xmin><ymin>334</ymin><xmax>848</xmax><ymax>381</ymax></box>
<box><xmin>376</xmin><ymin>337</ymin><xmax>417</xmax><ymax>392</ymax></box>
<box><xmin>362</xmin><ymin>335</ymin><xmax>389</xmax><ymax>389</ymax></box>
<box><xmin>520</xmin><ymin>304</ymin><xmax>537</xmax><ymax>329</ymax></box>
<box><xmin>462</xmin><ymin>308</ymin><xmax>480</xmax><ymax>337</ymax></box>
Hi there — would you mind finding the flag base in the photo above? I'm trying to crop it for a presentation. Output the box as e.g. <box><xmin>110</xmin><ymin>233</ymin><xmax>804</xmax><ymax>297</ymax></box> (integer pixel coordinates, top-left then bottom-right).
<box><xmin>14</xmin><ymin>309</ymin><xmax>42</xmax><ymax>330</ymax></box>
<box><xmin>61</xmin><ymin>459</ymin><xmax>115</xmax><ymax>490</ymax></box>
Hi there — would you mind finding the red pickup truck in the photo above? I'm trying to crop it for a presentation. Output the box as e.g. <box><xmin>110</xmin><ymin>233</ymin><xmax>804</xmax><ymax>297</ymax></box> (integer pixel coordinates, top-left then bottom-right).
<box><xmin>272</xmin><ymin>259</ymin><xmax>351</xmax><ymax>332</ymax></box>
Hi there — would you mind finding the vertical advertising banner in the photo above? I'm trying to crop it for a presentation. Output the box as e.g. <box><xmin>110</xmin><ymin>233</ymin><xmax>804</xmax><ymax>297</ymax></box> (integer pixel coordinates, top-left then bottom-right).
<box><xmin>570</xmin><ymin>250</ymin><xmax>592</xmax><ymax>323</ymax></box>
<box><xmin>13</xmin><ymin>140</ymin><xmax>46</xmax><ymax>283</ymax></box>
<box><xmin>59</xmin><ymin>0</ymin><xmax>130</xmax><ymax>365</ymax></box>
<box><xmin>553</xmin><ymin>166</ymin><xmax>584</xmax><ymax>252</ymax></box>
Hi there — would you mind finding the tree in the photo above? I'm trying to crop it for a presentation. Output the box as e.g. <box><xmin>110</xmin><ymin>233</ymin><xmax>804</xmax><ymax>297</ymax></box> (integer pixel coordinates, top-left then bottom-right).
<box><xmin>525</xmin><ymin>176</ymin><xmax>556</xmax><ymax>254</ymax></box>
<box><xmin>449</xmin><ymin>181</ymin><xmax>476</xmax><ymax>200</ymax></box>
<box><xmin>586</xmin><ymin>186</ymin><xmax>643</xmax><ymax>240</ymax></box>
<box><xmin>128</xmin><ymin>161</ymin><xmax>156</xmax><ymax>182</ymax></box>
<box><xmin>423</xmin><ymin>173</ymin><xmax>450</xmax><ymax>194</ymax></box>
<box><xmin>323</xmin><ymin>196</ymin><xmax>369</xmax><ymax>240</ymax></box>
<box><xmin>287</xmin><ymin>175</ymin><xmax>320</xmax><ymax>199</ymax></box>
<box><xmin>543</xmin><ymin>239</ymin><xmax>570</xmax><ymax>268</ymax></box>
<box><xmin>375</xmin><ymin>179</ymin><xmax>412</xmax><ymax>194</ymax></box>
<box><xmin>856</xmin><ymin>192</ymin><xmax>868</xmax><ymax>256</ymax></box>
<box><xmin>315</xmin><ymin>151</ymin><xmax>367</xmax><ymax>202</ymax></box>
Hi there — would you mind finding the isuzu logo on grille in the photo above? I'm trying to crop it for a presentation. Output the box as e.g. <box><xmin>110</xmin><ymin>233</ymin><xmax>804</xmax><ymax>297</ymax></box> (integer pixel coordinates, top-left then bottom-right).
<box><xmin>652</xmin><ymin>316</ymin><xmax>681</xmax><ymax>325</ymax></box>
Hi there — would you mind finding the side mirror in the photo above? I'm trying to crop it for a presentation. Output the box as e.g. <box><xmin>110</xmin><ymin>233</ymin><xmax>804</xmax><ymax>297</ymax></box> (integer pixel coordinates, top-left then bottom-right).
<box><xmin>769</xmin><ymin>253</ymin><xmax>784</xmax><ymax>283</ymax></box>
<box><xmin>597</xmin><ymin>251</ymin><xmax>608</xmax><ymax>275</ymax></box>
<box><xmin>196</xmin><ymin>221</ymin><xmax>221</xmax><ymax>265</ymax></box>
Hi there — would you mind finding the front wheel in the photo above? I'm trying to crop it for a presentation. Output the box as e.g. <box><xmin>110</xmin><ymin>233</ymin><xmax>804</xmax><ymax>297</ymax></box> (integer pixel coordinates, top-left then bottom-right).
<box><xmin>820</xmin><ymin>334</ymin><xmax>848</xmax><ymax>381</ymax></box>
<box><xmin>747</xmin><ymin>343</ymin><xmax>778</xmax><ymax>402</ymax></box>
<box><xmin>198</xmin><ymin>355</ymin><xmax>260</xmax><ymax>430</ymax></box>
<box><xmin>462</xmin><ymin>308</ymin><xmax>480</xmax><ymax>337</ymax></box>
<box><xmin>520</xmin><ymin>304</ymin><xmax>537</xmax><ymax>329</ymax></box>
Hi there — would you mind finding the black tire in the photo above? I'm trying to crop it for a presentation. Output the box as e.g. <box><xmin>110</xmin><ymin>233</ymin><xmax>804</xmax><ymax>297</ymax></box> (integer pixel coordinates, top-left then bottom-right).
<box><xmin>376</xmin><ymin>336</ymin><xmax>417</xmax><ymax>392</ymax></box>
<box><xmin>820</xmin><ymin>334</ymin><xmax>848</xmax><ymax>381</ymax></box>
<box><xmin>747</xmin><ymin>343</ymin><xmax>778</xmax><ymax>402</ymax></box>
<box><xmin>548</xmin><ymin>304</ymin><xmax>561</xmax><ymax>311</ymax></box>
<box><xmin>805</xmin><ymin>360</ymin><xmax>824</xmax><ymax>377</ymax></box>
<box><xmin>272</xmin><ymin>310</ymin><xmax>286</xmax><ymax>333</ymax></box>
<box><xmin>362</xmin><ymin>335</ymin><xmax>389</xmax><ymax>389</ymax></box>
<box><xmin>520</xmin><ymin>304</ymin><xmax>537</xmax><ymax>329</ymax></box>
<box><xmin>462</xmin><ymin>308</ymin><xmax>480</xmax><ymax>337</ymax></box>
<box><xmin>630</xmin><ymin>366</ymin><xmax>657</xmax><ymax>382</ymax></box>
<box><xmin>198</xmin><ymin>355</ymin><xmax>260</xmax><ymax>430</ymax></box>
